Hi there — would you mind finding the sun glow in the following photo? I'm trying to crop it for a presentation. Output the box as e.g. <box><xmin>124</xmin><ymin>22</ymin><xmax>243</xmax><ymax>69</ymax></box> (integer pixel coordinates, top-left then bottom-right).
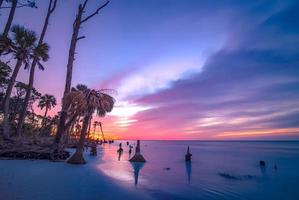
<box><xmin>109</xmin><ymin>101</ymin><xmax>151</xmax><ymax>118</ymax></box>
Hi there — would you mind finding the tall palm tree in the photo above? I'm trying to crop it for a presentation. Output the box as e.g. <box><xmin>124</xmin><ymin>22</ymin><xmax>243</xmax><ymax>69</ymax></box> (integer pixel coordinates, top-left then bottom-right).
<box><xmin>99</xmin><ymin>121</ymin><xmax>106</xmax><ymax>142</ymax></box>
<box><xmin>1</xmin><ymin>1</ymin><xmax>37</xmax><ymax>39</ymax></box>
<box><xmin>1</xmin><ymin>25</ymin><xmax>38</xmax><ymax>139</ymax></box>
<box><xmin>38</xmin><ymin>94</ymin><xmax>57</xmax><ymax>120</ymax></box>
<box><xmin>67</xmin><ymin>87</ymin><xmax>115</xmax><ymax>164</ymax></box>
<box><xmin>54</xmin><ymin>0</ymin><xmax>110</xmax><ymax>146</ymax></box>
<box><xmin>16</xmin><ymin>42</ymin><xmax>49</xmax><ymax>134</ymax></box>
<box><xmin>17</xmin><ymin>0</ymin><xmax>57</xmax><ymax>138</ymax></box>
<box><xmin>2</xmin><ymin>0</ymin><xmax>18</xmax><ymax>38</ymax></box>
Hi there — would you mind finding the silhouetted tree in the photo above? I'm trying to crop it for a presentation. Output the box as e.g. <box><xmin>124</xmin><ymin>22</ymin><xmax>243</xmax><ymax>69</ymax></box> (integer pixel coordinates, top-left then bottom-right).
<box><xmin>2</xmin><ymin>0</ymin><xmax>18</xmax><ymax>38</ymax></box>
<box><xmin>38</xmin><ymin>94</ymin><xmax>57</xmax><ymax>120</ymax></box>
<box><xmin>2</xmin><ymin>26</ymin><xmax>39</xmax><ymax>139</ymax></box>
<box><xmin>0</xmin><ymin>61</ymin><xmax>11</xmax><ymax>106</ymax></box>
<box><xmin>67</xmin><ymin>86</ymin><xmax>115</xmax><ymax>164</ymax></box>
<box><xmin>16</xmin><ymin>0</ymin><xmax>57</xmax><ymax>137</ymax></box>
<box><xmin>55</xmin><ymin>0</ymin><xmax>110</xmax><ymax>147</ymax></box>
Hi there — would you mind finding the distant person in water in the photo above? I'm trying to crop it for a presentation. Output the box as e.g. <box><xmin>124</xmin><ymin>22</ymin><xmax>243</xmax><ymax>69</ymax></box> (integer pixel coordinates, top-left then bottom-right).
<box><xmin>129</xmin><ymin>145</ymin><xmax>133</xmax><ymax>156</ymax></box>
<box><xmin>127</xmin><ymin>141</ymin><xmax>129</xmax><ymax>146</ymax></box>
<box><xmin>117</xmin><ymin>143</ymin><xmax>123</xmax><ymax>153</ymax></box>
<box><xmin>185</xmin><ymin>146</ymin><xmax>192</xmax><ymax>162</ymax></box>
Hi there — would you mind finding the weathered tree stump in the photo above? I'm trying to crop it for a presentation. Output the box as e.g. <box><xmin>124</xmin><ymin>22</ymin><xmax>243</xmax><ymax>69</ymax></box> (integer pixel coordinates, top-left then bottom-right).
<box><xmin>129</xmin><ymin>140</ymin><xmax>146</xmax><ymax>163</ymax></box>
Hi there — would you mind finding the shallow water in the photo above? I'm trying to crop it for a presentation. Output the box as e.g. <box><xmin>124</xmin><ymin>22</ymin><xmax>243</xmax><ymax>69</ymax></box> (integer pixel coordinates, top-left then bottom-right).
<box><xmin>97</xmin><ymin>141</ymin><xmax>299</xmax><ymax>200</ymax></box>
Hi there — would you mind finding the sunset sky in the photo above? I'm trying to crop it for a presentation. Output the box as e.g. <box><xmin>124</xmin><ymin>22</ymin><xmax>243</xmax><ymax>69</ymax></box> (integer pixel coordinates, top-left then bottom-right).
<box><xmin>1</xmin><ymin>0</ymin><xmax>299</xmax><ymax>140</ymax></box>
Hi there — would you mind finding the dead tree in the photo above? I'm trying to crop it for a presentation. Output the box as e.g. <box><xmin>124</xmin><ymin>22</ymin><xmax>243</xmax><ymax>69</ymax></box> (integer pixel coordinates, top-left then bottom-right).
<box><xmin>54</xmin><ymin>0</ymin><xmax>110</xmax><ymax>147</ymax></box>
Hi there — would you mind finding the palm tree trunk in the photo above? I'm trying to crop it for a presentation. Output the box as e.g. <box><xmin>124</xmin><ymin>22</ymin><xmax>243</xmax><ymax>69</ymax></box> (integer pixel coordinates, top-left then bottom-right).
<box><xmin>2</xmin><ymin>0</ymin><xmax>18</xmax><ymax>37</ymax></box>
<box><xmin>16</xmin><ymin>60</ymin><xmax>35</xmax><ymax>136</ymax></box>
<box><xmin>0</xmin><ymin>0</ymin><xmax>4</xmax><ymax>8</ymax></box>
<box><xmin>39</xmin><ymin>106</ymin><xmax>48</xmax><ymax>133</ymax></box>
<box><xmin>17</xmin><ymin>0</ymin><xmax>57</xmax><ymax>138</ymax></box>
<box><xmin>99</xmin><ymin>123</ymin><xmax>105</xmax><ymax>142</ymax></box>
<box><xmin>54</xmin><ymin>4</ymin><xmax>84</xmax><ymax>145</ymax></box>
<box><xmin>2</xmin><ymin>59</ymin><xmax>22</xmax><ymax>139</ymax></box>
<box><xmin>67</xmin><ymin>114</ymin><xmax>91</xmax><ymax>164</ymax></box>
<box><xmin>93</xmin><ymin>124</ymin><xmax>96</xmax><ymax>139</ymax></box>
<box><xmin>44</xmin><ymin>106</ymin><xmax>48</xmax><ymax>118</ymax></box>
<box><xmin>87</xmin><ymin>116</ymin><xmax>92</xmax><ymax>140</ymax></box>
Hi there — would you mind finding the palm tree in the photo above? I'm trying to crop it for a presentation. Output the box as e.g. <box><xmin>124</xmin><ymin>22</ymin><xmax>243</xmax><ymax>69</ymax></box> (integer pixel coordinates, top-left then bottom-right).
<box><xmin>38</xmin><ymin>94</ymin><xmax>57</xmax><ymax>121</ymax></box>
<box><xmin>54</xmin><ymin>0</ymin><xmax>110</xmax><ymax>146</ymax></box>
<box><xmin>99</xmin><ymin>121</ymin><xmax>106</xmax><ymax>142</ymax></box>
<box><xmin>1</xmin><ymin>25</ymin><xmax>38</xmax><ymax>139</ymax></box>
<box><xmin>17</xmin><ymin>0</ymin><xmax>57</xmax><ymax>138</ymax></box>
<box><xmin>2</xmin><ymin>0</ymin><xmax>18</xmax><ymax>38</ymax></box>
<box><xmin>16</xmin><ymin>42</ymin><xmax>49</xmax><ymax>135</ymax></box>
<box><xmin>67</xmin><ymin>87</ymin><xmax>115</xmax><ymax>164</ymax></box>
<box><xmin>1</xmin><ymin>1</ymin><xmax>37</xmax><ymax>38</ymax></box>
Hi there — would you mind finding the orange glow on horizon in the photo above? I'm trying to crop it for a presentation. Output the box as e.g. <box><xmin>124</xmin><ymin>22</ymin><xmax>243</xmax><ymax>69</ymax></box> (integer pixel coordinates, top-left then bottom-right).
<box><xmin>215</xmin><ymin>128</ymin><xmax>299</xmax><ymax>138</ymax></box>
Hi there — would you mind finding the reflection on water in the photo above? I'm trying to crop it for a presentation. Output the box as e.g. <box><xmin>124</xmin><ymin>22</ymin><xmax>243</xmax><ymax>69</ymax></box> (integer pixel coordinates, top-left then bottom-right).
<box><xmin>130</xmin><ymin>162</ymin><xmax>145</xmax><ymax>185</ymax></box>
<box><xmin>185</xmin><ymin>162</ymin><xmax>192</xmax><ymax>184</ymax></box>
<box><xmin>98</xmin><ymin>142</ymin><xmax>145</xmax><ymax>185</ymax></box>
<box><xmin>97</xmin><ymin>141</ymin><xmax>299</xmax><ymax>200</ymax></box>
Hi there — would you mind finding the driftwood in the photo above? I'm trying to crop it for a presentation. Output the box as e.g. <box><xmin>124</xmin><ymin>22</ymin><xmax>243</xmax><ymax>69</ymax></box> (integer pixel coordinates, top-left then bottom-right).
<box><xmin>0</xmin><ymin>137</ymin><xmax>70</xmax><ymax>161</ymax></box>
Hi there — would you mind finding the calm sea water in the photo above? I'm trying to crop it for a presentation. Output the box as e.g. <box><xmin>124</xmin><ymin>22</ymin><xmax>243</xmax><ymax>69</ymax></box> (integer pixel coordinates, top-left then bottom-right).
<box><xmin>97</xmin><ymin>140</ymin><xmax>299</xmax><ymax>200</ymax></box>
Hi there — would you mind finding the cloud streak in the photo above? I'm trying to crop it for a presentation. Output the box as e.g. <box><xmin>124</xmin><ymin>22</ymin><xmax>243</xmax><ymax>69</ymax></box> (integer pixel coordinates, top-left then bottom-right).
<box><xmin>105</xmin><ymin>1</ymin><xmax>299</xmax><ymax>140</ymax></box>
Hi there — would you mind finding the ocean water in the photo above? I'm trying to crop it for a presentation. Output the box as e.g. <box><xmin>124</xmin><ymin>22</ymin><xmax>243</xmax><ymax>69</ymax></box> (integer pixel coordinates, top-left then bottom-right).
<box><xmin>97</xmin><ymin>140</ymin><xmax>299</xmax><ymax>200</ymax></box>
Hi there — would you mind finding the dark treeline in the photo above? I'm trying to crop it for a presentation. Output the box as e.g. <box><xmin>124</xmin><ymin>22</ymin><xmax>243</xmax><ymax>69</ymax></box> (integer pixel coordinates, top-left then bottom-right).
<box><xmin>0</xmin><ymin>0</ymin><xmax>114</xmax><ymax>164</ymax></box>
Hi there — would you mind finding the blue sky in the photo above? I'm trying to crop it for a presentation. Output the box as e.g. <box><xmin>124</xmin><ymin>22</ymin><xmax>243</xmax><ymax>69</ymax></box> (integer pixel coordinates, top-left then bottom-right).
<box><xmin>1</xmin><ymin>0</ymin><xmax>299</xmax><ymax>139</ymax></box>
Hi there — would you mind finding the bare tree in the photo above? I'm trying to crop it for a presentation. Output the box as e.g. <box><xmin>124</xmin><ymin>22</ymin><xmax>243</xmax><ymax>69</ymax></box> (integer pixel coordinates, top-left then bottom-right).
<box><xmin>54</xmin><ymin>0</ymin><xmax>110</xmax><ymax>147</ymax></box>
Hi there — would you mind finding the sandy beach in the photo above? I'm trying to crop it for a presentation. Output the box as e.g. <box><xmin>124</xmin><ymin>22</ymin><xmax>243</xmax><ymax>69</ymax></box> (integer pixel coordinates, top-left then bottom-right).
<box><xmin>0</xmin><ymin>148</ymin><xmax>150</xmax><ymax>200</ymax></box>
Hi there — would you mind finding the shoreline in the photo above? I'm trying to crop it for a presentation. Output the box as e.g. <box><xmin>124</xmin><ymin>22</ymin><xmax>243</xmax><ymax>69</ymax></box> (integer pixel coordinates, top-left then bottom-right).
<box><xmin>0</xmin><ymin>148</ymin><xmax>151</xmax><ymax>200</ymax></box>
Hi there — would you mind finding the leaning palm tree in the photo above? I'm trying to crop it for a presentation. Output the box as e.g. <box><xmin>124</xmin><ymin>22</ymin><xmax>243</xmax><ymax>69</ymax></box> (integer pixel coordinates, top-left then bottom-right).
<box><xmin>99</xmin><ymin>121</ymin><xmax>106</xmax><ymax>142</ymax></box>
<box><xmin>38</xmin><ymin>94</ymin><xmax>57</xmax><ymax>120</ymax></box>
<box><xmin>1</xmin><ymin>25</ymin><xmax>38</xmax><ymax>139</ymax></box>
<box><xmin>67</xmin><ymin>87</ymin><xmax>115</xmax><ymax>164</ymax></box>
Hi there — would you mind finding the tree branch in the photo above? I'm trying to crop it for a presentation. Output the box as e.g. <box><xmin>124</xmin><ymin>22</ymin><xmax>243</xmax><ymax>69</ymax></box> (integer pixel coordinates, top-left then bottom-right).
<box><xmin>82</xmin><ymin>0</ymin><xmax>89</xmax><ymax>10</ymax></box>
<box><xmin>80</xmin><ymin>0</ymin><xmax>110</xmax><ymax>24</ymax></box>
<box><xmin>76</xmin><ymin>36</ymin><xmax>86</xmax><ymax>41</ymax></box>
<box><xmin>50</xmin><ymin>0</ymin><xmax>58</xmax><ymax>13</ymax></box>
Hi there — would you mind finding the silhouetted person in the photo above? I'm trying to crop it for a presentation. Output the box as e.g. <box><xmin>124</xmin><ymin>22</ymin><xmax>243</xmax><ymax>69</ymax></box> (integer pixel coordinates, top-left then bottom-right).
<box><xmin>185</xmin><ymin>146</ymin><xmax>192</xmax><ymax>162</ymax></box>
<box><xmin>127</xmin><ymin>141</ymin><xmax>129</xmax><ymax>146</ymax></box>
<box><xmin>129</xmin><ymin>145</ymin><xmax>133</xmax><ymax>156</ymax></box>
<box><xmin>117</xmin><ymin>143</ymin><xmax>123</xmax><ymax>154</ymax></box>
